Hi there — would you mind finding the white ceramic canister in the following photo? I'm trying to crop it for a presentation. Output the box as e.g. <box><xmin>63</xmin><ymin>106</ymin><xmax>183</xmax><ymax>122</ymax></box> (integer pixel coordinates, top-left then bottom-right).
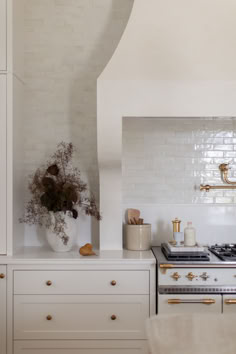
<box><xmin>125</xmin><ymin>224</ymin><xmax>151</xmax><ymax>251</ymax></box>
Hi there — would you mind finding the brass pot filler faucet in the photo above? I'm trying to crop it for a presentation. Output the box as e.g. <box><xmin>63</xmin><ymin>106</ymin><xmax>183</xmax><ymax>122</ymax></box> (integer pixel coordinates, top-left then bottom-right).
<box><xmin>200</xmin><ymin>163</ymin><xmax>236</xmax><ymax>191</ymax></box>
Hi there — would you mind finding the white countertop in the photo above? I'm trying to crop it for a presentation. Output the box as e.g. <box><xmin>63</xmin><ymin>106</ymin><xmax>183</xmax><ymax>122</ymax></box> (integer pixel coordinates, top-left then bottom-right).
<box><xmin>0</xmin><ymin>247</ymin><xmax>156</xmax><ymax>265</ymax></box>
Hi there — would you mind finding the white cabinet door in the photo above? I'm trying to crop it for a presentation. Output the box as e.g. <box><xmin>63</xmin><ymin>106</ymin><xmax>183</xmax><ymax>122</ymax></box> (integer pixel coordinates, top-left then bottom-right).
<box><xmin>223</xmin><ymin>295</ymin><xmax>236</xmax><ymax>313</ymax></box>
<box><xmin>0</xmin><ymin>75</ymin><xmax>6</xmax><ymax>255</ymax></box>
<box><xmin>0</xmin><ymin>0</ymin><xmax>7</xmax><ymax>70</ymax></box>
<box><xmin>0</xmin><ymin>266</ymin><xmax>6</xmax><ymax>354</ymax></box>
<box><xmin>158</xmin><ymin>294</ymin><xmax>222</xmax><ymax>314</ymax></box>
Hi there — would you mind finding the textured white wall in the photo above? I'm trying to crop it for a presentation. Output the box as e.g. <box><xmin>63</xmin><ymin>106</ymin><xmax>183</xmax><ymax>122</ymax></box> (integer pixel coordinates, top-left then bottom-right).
<box><xmin>23</xmin><ymin>0</ymin><xmax>133</xmax><ymax>247</ymax></box>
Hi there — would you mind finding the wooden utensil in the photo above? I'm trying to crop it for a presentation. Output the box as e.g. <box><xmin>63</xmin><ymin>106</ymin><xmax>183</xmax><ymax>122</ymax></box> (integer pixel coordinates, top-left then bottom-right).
<box><xmin>127</xmin><ymin>209</ymin><xmax>140</xmax><ymax>224</ymax></box>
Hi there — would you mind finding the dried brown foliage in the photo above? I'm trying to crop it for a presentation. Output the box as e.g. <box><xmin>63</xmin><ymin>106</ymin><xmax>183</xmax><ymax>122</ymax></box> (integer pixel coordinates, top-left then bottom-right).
<box><xmin>20</xmin><ymin>142</ymin><xmax>102</xmax><ymax>244</ymax></box>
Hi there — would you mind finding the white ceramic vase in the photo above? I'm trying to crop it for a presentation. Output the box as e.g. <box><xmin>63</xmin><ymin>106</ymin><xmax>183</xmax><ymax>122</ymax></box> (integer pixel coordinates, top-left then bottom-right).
<box><xmin>46</xmin><ymin>211</ymin><xmax>77</xmax><ymax>252</ymax></box>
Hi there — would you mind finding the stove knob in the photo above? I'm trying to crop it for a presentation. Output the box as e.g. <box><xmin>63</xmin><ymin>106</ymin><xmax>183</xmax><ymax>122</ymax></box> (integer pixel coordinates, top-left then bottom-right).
<box><xmin>186</xmin><ymin>272</ymin><xmax>197</xmax><ymax>281</ymax></box>
<box><xmin>171</xmin><ymin>272</ymin><xmax>181</xmax><ymax>281</ymax></box>
<box><xmin>200</xmin><ymin>272</ymin><xmax>210</xmax><ymax>281</ymax></box>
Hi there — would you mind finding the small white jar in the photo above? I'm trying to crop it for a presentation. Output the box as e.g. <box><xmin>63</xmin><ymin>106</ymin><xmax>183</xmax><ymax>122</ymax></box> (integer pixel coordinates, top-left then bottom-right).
<box><xmin>184</xmin><ymin>222</ymin><xmax>196</xmax><ymax>247</ymax></box>
<box><xmin>124</xmin><ymin>224</ymin><xmax>151</xmax><ymax>251</ymax></box>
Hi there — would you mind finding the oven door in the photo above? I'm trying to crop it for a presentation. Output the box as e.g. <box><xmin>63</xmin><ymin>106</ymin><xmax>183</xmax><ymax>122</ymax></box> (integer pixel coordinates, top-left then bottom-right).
<box><xmin>223</xmin><ymin>295</ymin><xmax>236</xmax><ymax>313</ymax></box>
<box><xmin>158</xmin><ymin>294</ymin><xmax>222</xmax><ymax>314</ymax></box>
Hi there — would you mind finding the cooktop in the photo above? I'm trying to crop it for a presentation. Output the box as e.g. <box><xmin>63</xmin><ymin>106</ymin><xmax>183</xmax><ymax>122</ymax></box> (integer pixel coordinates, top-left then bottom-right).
<box><xmin>209</xmin><ymin>244</ymin><xmax>236</xmax><ymax>262</ymax></box>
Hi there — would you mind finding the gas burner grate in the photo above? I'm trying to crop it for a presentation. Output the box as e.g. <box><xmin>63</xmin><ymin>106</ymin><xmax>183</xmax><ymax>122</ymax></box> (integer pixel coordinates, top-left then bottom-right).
<box><xmin>161</xmin><ymin>243</ymin><xmax>210</xmax><ymax>262</ymax></box>
<box><xmin>209</xmin><ymin>244</ymin><xmax>236</xmax><ymax>261</ymax></box>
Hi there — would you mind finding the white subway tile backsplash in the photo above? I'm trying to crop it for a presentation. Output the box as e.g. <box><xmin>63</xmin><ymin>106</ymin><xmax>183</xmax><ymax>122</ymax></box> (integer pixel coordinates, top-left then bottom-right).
<box><xmin>122</xmin><ymin>117</ymin><xmax>236</xmax><ymax>204</ymax></box>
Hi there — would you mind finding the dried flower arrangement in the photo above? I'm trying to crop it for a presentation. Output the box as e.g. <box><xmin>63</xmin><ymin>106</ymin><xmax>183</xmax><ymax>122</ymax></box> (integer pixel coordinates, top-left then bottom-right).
<box><xmin>20</xmin><ymin>142</ymin><xmax>101</xmax><ymax>245</ymax></box>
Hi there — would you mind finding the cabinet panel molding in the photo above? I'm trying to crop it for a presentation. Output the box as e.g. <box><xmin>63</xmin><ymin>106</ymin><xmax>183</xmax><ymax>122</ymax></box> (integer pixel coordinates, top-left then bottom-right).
<box><xmin>14</xmin><ymin>340</ymin><xmax>149</xmax><ymax>354</ymax></box>
<box><xmin>0</xmin><ymin>0</ymin><xmax>6</xmax><ymax>70</ymax></box>
<box><xmin>14</xmin><ymin>270</ymin><xmax>149</xmax><ymax>295</ymax></box>
<box><xmin>0</xmin><ymin>265</ymin><xmax>6</xmax><ymax>354</ymax></box>
<box><xmin>0</xmin><ymin>75</ymin><xmax>7</xmax><ymax>255</ymax></box>
<box><xmin>14</xmin><ymin>294</ymin><xmax>149</xmax><ymax>340</ymax></box>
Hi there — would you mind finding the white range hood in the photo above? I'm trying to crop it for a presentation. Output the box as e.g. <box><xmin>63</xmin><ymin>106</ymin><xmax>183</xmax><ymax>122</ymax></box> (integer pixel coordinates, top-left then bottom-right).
<box><xmin>97</xmin><ymin>0</ymin><xmax>236</xmax><ymax>250</ymax></box>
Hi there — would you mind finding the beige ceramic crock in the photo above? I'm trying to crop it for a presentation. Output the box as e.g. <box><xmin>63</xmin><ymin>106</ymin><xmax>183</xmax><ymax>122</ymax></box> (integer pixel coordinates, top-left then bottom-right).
<box><xmin>124</xmin><ymin>224</ymin><xmax>151</xmax><ymax>251</ymax></box>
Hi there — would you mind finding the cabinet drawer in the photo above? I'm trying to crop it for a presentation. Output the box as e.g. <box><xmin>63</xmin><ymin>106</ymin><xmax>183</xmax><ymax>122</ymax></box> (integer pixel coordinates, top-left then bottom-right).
<box><xmin>0</xmin><ymin>0</ymin><xmax>6</xmax><ymax>70</ymax></box>
<box><xmin>14</xmin><ymin>295</ymin><xmax>149</xmax><ymax>340</ymax></box>
<box><xmin>14</xmin><ymin>270</ymin><xmax>149</xmax><ymax>295</ymax></box>
<box><xmin>14</xmin><ymin>340</ymin><xmax>149</xmax><ymax>354</ymax></box>
<box><xmin>158</xmin><ymin>294</ymin><xmax>222</xmax><ymax>314</ymax></box>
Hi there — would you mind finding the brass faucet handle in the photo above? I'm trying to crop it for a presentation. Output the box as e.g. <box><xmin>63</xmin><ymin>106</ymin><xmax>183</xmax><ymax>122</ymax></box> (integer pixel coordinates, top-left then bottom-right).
<box><xmin>219</xmin><ymin>163</ymin><xmax>229</xmax><ymax>172</ymax></box>
<box><xmin>200</xmin><ymin>184</ymin><xmax>210</xmax><ymax>192</ymax></box>
<box><xmin>171</xmin><ymin>272</ymin><xmax>181</xmax><ymax>281</ymax></box>
<box><xmin>186</xmin><ymin>272</ymin><xmax>197</xmax><ymax>281</ymax></box>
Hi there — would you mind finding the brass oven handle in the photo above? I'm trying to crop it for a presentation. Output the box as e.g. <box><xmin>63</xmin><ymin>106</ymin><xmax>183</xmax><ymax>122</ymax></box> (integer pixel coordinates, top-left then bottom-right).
<box><xmin>160</xmin><ymin>264</ymin><xmax>174</xmax><ymax>269</ymax></box>
<box><xmin>111</xmin><ymin>280</ymin><xmax>116</xmax><ymax>286</ymax></box>
<box><xmin>168</xmin><ymin>299</ymin><xmax>215</xmax><ymax>305</ymax></box>
<box><xmin>46</xmin><ymin>315</ymin><xmax>52</xmax><ymax>321</ymax></box>
<box><xmin>46</xmin><ymin>280</ymin><xmax>52</xmax><ymax>286</ymax></box>
<box><xmin>0</xmin><ymin>273</ymin><xmax>5</xmax><ymax>279</ymax></box>
<box><xmin>225</xmin><ymin>299</ymin><xmax>236</xmax><ymax>305</ymax></box>
<box><xmin>111</xmin><ymin>315</ymin><xmax>117</xmax><ymax>320</ymax></box>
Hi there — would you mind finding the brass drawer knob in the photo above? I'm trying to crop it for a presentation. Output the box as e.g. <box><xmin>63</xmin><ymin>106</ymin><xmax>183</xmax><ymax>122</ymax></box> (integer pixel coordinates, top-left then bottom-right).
<box><xmin>46</xmin><ymin>280</ymin><xmax>52</xmax><ymax>286</ymax></box>
<box><xmin>46</xmin><ymin>315</ymin><xmax>52</xmax><ymax>321</ymax></box>
<box><xmin>111</xmin><ymin>315</ymin><xmax>117</xmax><ymax>320</ymax></box>
<box><xmin>0</xmin><ymin>273</ymin><xmax>5</xmax><ymax>279</ymax></box>
<box><xmin>111</xmin><ymin>280</ymin><xmax>116</xmax><ymax>286</ymax></box>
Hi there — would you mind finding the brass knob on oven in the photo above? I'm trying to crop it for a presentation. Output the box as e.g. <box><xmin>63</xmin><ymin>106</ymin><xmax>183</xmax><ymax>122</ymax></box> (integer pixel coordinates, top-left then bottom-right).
<box><xmin>111</xmin><ymin>315</ymin><xmax>117</xmax><ymax>320</ymax></box>
<box><xmin>200</xmin><ymin>272</ymin><xmax>209</xmax><ymax>281</ymax></box>
<box><xmin>186</xmin><ymin>272</ymin><xmax>196</xmax><ymax>281</ymax></box>
<box><xmin>46</xmin><ymin>280</ymin><xmax>52</xmax><ymax>286</ymax></box>
<box><xmin>0</xmin><ymin>273</ymin><xmax>5</xmax><ymax>279</ymax></box>
<box><xmin>111</xmin><ymin>280</ymin><xmax>116</xmax><ymax>286</ymax></box>
<box><xmin>171</xmin><ymin>272</ymin><xmax>181</xmax><ymax>281</ymax></box>
<box><xmin>46</xmin><ymin>315</ymin><xmax>52</xmax><ymax>321</ymax></box>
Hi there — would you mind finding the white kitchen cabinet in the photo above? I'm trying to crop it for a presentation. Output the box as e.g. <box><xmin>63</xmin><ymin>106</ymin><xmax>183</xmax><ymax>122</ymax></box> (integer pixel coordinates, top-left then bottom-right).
<box><xmin>0</xmin><ymin>0</ymin><xmax>6</xmax><ymax>71</ymax></box>
<box><xmin>158</xmin><ymin>294</ymin><xmax>222</xmax><ymax>314</ymax></box>
<box><xmin>8</xmin><ymin>254</ymin><xmax>155</xmax><ymax>354</ymax></box>
<box><xmin>0</xmin><ymin>0</ymin><xmax>24</xmax><ymax>256</ymax></box>
<box><xmin>0</xmin><ymin>266</ymin><xmax>6</xmax><ymax>354</ymax></box>
<box><xmin>0</xmin><ymin>75</ymin><xmax>7</xmax><ymax>255</ymax></box>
